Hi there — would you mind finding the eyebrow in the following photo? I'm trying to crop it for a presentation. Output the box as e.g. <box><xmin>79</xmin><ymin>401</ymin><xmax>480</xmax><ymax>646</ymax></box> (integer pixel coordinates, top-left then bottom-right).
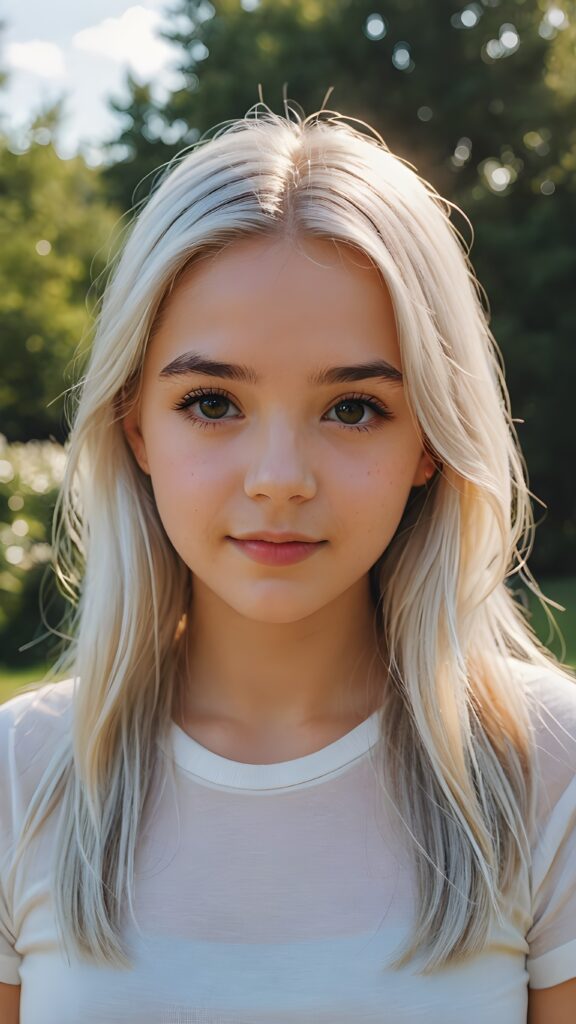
<box><xmin>158</xmin><ymin>351</ymin><xmax>403</xmax><ymax>387</ymax></box>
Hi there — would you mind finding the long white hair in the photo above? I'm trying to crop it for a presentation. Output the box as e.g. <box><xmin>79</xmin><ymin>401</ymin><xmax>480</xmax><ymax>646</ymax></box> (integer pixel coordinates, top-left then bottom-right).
<box><xmin>10</xmin><ymin>104</ymin><xmax>574</xmax><ymax>972</ymax></box>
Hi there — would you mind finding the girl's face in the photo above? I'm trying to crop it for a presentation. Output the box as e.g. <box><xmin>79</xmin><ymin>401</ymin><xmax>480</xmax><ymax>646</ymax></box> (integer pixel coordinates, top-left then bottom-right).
<box><xmin>123</xmin><ymin>235</ymin><xmax>434</xmax><ymax>623</ymax></box>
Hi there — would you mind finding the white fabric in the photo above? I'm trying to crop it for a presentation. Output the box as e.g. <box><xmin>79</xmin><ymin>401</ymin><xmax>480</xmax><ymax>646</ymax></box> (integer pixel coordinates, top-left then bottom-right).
<box><xmin>1</xmin><ymin>661</ymin><xmax>576</xmax><ymax>1023</ymax></box>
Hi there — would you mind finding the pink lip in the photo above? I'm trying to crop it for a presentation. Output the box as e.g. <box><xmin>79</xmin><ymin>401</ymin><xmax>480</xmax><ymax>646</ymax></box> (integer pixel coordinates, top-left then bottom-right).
<box><xmin>228</xmin><ymin>538</ymin><xmax>326</xmax><ymax>566</ymax></box>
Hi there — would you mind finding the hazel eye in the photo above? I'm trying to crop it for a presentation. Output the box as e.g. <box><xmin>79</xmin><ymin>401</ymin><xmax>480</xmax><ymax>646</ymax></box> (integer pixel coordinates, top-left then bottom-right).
<box><xmin>325</xmin><ymin>397</ymin><xmax>394</xmax><ymax>430</ymax></box>
<box><xmin>174</xmin><ymin>387</ymin><xmax>239</xmax><ymax>428</ymax></box>
<box><xmin>323</xmin><ymin>393</ymin><xmax>396</xmax><ymax>433</ymax></box>
<box><xmin>191</xmin><ymin>394</ymin><xmax>234</xmax><ymax>420</ymax></box>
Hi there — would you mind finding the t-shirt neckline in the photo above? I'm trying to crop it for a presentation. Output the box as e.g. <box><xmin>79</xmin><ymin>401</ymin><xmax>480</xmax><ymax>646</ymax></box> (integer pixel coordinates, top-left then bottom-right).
<box><xmin>165</xmin><ymin>707</ymin><xmax>383</xmax><ymax>790</ymax></box>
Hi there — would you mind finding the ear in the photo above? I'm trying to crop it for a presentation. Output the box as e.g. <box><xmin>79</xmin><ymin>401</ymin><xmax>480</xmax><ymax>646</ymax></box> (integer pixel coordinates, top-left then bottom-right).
<box><xmin>412</xmin><ymin>449</ymin><xmax>438</xmax><ymax>488</ymax></box>
<box><xmin>121</xmin><ymin>401</ymin><xmax>150</xmax><ymax>475</ymax></box>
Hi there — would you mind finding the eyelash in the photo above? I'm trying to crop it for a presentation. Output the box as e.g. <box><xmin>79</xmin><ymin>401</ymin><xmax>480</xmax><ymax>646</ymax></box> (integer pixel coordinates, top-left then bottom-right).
<box><xmin>173</xmin><ymin>387</ymin><xmax>395</xmax><ymax>433</ymax></box>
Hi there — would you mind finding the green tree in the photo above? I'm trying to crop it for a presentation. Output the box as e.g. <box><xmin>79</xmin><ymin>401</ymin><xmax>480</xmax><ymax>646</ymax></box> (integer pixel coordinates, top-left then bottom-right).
<box><xmin>0</xmin><ymin>103</ymin><xmax>121</xmax><ymax>442</ymax></box>
<box><xmin>102</xmin><ymin>74</ymin><xmax>185</xmax><ymax>210</ymax></box>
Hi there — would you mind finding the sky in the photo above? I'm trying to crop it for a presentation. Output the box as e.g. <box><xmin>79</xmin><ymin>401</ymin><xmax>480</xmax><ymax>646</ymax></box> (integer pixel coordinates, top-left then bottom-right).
<box><xmin>1</xmin><ymin>0</ymin><xmax>191</xmax><ymax>162</ymax></box>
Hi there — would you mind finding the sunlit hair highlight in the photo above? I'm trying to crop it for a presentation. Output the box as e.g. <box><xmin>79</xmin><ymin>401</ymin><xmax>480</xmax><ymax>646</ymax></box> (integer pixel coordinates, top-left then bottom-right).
<box><xmin>10</xmin><ymin>103</ymin><xmax>575</xmax><ymax>973</ymax></box>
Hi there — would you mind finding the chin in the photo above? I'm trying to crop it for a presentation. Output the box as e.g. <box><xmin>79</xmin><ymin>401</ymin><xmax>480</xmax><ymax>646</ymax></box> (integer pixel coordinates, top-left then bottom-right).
<box><xmin>223</xmin><ymin>592</ymin><xmax>328</xmax><ymax>625</ymax></box>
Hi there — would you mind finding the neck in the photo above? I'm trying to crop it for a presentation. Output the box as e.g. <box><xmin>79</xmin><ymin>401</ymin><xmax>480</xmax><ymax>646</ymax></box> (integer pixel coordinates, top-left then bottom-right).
<box><xmin>173</xmin><ymin>574</ymin><xmax>387</xmax><ymax>731</ymax></box>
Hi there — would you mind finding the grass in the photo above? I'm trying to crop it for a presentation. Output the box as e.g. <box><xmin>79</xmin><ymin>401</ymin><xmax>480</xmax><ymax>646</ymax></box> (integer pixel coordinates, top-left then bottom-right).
<box><xmin>1</xmin><ymin>575</ymin><xmax>574</xmax><ymax>705</ymax></box>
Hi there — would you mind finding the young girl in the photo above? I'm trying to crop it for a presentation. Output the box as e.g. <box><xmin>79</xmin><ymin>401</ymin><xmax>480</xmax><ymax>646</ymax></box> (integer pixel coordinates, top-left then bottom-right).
<box><xmin>1</xmin><ymin>106</ymin><xmax>575</xmax><ymax>1024</ymax></box>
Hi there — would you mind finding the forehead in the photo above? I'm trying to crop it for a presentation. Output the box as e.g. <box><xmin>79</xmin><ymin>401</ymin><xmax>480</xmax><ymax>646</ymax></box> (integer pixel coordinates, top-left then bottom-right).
<box><xmin>146</xmin><ymin>235</ymin><xmax>401</xmax><ymax>375</ymax></box>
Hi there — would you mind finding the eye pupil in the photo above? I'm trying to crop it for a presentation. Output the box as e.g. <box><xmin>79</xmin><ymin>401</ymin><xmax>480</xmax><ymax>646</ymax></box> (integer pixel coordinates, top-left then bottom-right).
<box><xmin>199</xmin><ymin>396</ymin><xmax>227</xmax><ymax>418</ymax></box>
<box><xmin>336</xmin><ymin>400</ymin><xmax>363</xmax><ymax>424</ymax></box>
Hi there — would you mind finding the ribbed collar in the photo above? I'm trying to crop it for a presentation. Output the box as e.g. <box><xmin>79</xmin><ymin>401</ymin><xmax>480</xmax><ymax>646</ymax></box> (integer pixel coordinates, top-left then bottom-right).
<box><xmin>161</xmin><ymin>708</ymin><xmax>382</xmax><ymax>790</ymax></box>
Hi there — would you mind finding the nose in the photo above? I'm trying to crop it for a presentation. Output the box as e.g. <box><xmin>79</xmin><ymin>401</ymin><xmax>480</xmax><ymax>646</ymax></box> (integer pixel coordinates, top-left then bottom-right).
<box><xmin>243</xmin><ymin>418</ymin><xmax>317</xmax><ymax>502</ymax></box>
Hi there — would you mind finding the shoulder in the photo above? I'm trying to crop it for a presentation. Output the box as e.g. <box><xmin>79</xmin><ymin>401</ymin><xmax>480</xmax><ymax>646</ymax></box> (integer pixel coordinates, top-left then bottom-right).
<box><xmin>511</xmin><ymin>658</ymin><xmax>576</xmax><ymax>757</ymax></box>
<box><xmin>0</xmin><ymin>676</ymin><xmax>76</xmax><ymax>736</ymax></box>
<box><xmin>506</xmin><ymin>658</ymin><xmax>576</xmax><ymax>819</ymax></box>
<box><xmin>510</xmin><ymin>661</ymin><xmax>576</xmax><ymax>987</ymax></box>
<box><xmin>0</xmin><ymin>678</ymin><xmax>76</xmax><ymax>798</ymax></box>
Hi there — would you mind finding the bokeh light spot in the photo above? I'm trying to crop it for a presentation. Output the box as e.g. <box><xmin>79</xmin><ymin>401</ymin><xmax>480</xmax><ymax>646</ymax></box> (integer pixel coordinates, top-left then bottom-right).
<box><xmin>364</xmin><ymin>14</ymin><xmax>387</xmax><ymax>40</ymax></box>
<box><xmin>500</xmin><ymin>24</ymin><xmax>520</xmax><ymax>49</ymax></box>
<box><xmin>11</xmin><ymin>519</ymin><xmax>29</xmax><ymax>538</ymax></box>
<box><xmin>0</xmin><ymin>460</ymin><xmax>14</xmax><ymax>483</ymax></box>
<box><xmin>480</xmin><ymin>158</ymin><xmax>517</xmax><ymax>193</ymax></box>
<box><xmin>452</xmin><ymin>137</ymin><xmax>472</xmax><ymax>168</ymax></box>
<box><xmin>392</xmin><ymin>42</ymin><xmax>412</xmax><ymax>71</ymax></box>
<box><xmin>451</xmin><ymin>0</ymin><xmax>484</xmax><ymax>25</ymax></box>
<box><xmin>5</xmin><ymin>546</ymin><xmax>24</xmax><ymax>566</ymax></box>
<box><xmin>547</xmin><ymin>6</ymin><xmax>567</xmax><ymax>29</ymax></box>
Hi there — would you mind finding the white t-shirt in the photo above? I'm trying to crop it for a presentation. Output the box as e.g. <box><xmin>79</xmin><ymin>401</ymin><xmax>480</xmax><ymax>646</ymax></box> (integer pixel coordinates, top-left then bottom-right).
<box><xmin>1</xmin><ymin>661</ymin><xmax>576</xmax><ymax>1023</ymax></box>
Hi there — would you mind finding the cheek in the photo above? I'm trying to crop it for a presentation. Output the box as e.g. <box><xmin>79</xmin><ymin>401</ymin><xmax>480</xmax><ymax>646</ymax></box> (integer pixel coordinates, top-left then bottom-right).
<box><xmin>145</xmin><ymin>433</ymin><xmax>235</xmax><ymax>533</ymax></box>
<box><xmin>341</xmin><ymin>455</ymin><xmax>418</xmax><ymax>546</ymax></box>
<box><xmin>145</xmin><ymin>419</ymin><xmax>220</xmax><ymax>487</ymax></box>
<box><xmin>342</xmin><ymin>451</ymin><xmax>414</xmax><ymax>505</ymax></box>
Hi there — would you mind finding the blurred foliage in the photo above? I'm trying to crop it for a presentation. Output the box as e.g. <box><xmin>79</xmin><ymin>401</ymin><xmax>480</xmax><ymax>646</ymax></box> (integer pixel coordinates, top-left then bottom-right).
<box><xmin>103</xmin><ymin>0</ymin><xmax>576</xmax><ymax>206</ymax></box>
<box><xmin>0</xmin><ymin>103</ymin><xmax>121</xmax><ymax>442</ymax></box>
<box><xmin>0</xmin><ymin>435</ymin><xmax>68</xmax><ymax>666</ymax></box>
